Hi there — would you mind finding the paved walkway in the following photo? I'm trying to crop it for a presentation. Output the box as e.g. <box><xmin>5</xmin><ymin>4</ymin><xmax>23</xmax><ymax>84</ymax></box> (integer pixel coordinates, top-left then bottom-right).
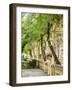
<box><xmin>21</xmin><ymin>69</ymin><xmax>48</xmax><ymax>77</ymax></box>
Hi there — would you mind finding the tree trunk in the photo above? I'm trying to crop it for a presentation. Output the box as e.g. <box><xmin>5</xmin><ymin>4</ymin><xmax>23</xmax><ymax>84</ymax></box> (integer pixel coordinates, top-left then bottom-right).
<box><xmin>40</xmin><ymin>36</ymin><xmax>46</xmax><ymax>61</ymax></box>
<box><xmin>29</xmin><ymin>49</ymin><xmax>32</xmax><ymax>57</ymax></box>
<box><xmin>21</xmin><ymin>41</ymin><xmax>27</xmax><ymax>53</ymax></box>
<box><xmin>47</xmin><ymin>23</ymin><xmax>61</xmax><ymax>65</ymax></box>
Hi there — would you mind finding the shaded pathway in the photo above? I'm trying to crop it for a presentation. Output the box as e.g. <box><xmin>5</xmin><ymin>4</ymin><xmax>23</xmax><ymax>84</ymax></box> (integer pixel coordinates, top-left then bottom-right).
<box><xmin>21</xmin><ymin>69</ymin><xmax>48</xmax><ymax>77</ymax></box>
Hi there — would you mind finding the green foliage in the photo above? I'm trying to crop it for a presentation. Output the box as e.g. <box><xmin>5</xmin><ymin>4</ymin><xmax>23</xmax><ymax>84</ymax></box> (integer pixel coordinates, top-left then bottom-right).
<box><xmin>21</xmin><ymin>13</ymin><xmax>63</xmax><ymax>53</ymax></box>
<box><xmin>21</xmin><ymin>59</ymin><xmax>36</xmax><ymax>69</ymax></box>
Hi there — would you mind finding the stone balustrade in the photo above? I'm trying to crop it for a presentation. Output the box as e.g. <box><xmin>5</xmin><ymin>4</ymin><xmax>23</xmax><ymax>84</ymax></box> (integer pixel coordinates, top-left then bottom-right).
<box><xmin>37</xmin><ymin>60</ymin><xmax>63</xmax><ymax>76</ymax></box>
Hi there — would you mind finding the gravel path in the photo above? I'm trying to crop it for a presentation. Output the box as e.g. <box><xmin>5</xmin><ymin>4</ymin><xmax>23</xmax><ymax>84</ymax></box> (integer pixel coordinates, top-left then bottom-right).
<box><xmin>21</xmin><ymin>69</ymin><xmax>48</xmax><ymax>77</ymax></box>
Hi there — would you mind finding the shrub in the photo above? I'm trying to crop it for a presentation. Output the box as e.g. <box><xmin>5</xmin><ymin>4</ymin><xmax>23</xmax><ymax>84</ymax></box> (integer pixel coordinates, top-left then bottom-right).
<box><xmin>21</xmin><ymin>59</ymin><xmax>37</xmax><ymax>69</ymax></box>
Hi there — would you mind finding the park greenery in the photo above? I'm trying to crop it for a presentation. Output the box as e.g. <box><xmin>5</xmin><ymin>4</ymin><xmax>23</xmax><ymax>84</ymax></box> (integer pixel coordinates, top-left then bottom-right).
<box><xmin>21</xmin><ymin>13</ymin><xmax>63</xmax><ymax>69</ymax></box>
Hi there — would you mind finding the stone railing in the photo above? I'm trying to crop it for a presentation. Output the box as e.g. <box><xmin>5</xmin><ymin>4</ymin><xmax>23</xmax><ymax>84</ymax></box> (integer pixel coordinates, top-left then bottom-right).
<box><xmin>37</xmin><ymin>60</ymin><xmax>63</xmax><ymax>76</ymax></box>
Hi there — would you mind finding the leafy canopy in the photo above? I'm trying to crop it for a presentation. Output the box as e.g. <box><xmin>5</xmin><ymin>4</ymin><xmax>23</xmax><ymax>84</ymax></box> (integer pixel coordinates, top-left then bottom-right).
<box><xmin>21</xmin><ymin>13</ymin><xmax>63</xmax><ymax>53</ymax></box>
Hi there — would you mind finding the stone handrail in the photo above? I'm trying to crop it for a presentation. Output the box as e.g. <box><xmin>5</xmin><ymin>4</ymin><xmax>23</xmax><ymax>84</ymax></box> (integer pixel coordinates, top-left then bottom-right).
<box><xmin>37</xmin><ymin>60</ymin><xmax>63</xmax><ymax>76</ymax></box>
